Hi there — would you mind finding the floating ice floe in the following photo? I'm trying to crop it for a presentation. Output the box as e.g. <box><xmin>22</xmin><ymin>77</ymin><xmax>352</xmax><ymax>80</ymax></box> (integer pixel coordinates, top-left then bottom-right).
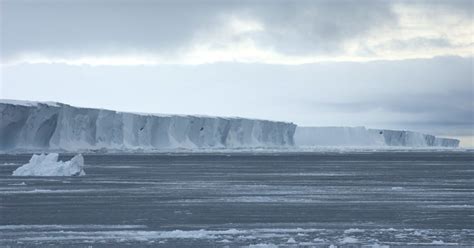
<box><xmin>12</xmin><ymin>153</ymin><xmax>85</xmax><ymax>176</ymax></box>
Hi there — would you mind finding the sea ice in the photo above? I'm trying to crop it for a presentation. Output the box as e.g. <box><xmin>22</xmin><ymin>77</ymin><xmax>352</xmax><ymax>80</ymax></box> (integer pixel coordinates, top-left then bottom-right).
<box><xmin>340</xmin><ymin>236</ymin><xmax>359</xmax><ymax>243</ymax></box>
<box><xmin>12</xmin><ymin>153</ymin><xmax>85</xmax><ymax>176</ymax></box>
<box><xmin>287</xmin><ymin>237</ymin><xmax>296</xmax><ymax>243</ymax></box>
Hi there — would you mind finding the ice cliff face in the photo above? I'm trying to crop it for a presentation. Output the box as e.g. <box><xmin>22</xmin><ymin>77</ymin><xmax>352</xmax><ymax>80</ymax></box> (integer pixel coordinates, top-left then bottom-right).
<box><xmin>0</xmin><ymin>100</ymin><xmax>459</xmax><ymax>150</ymax></box>
<box><xmin>0</xmin><ymin>100</ymin><xmax>296</xmax><ymax>151</ymax></box>
<box><xmin>376</xmin><ymin>129</ymin><xmax>460</xmax><ymax>147</ymax></box>
<box><xmin>295</xmin><ymin>127</ymin><xmax>459</xmax><ymax>148</ymax></box>
<box><xmin>295</xmin><ymin>126</ymin><xmax>386</xmax><ymax>147</ymax></box>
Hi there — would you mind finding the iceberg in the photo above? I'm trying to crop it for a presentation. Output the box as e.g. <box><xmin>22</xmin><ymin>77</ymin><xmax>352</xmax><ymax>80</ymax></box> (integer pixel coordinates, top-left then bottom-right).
<box><xmin>0</xmin><ymin>100</ymin><xmax>296</xmax><ymax>151</ymax></box>
<box><xmin>12</xmin><ymin>153</ymin><xmax>85</xmax><ymax>176</ymax></box>
<box><xmin>295</xmin><ymin>127</ymin><xmax>459</xmax><ymax>148</ymax></box>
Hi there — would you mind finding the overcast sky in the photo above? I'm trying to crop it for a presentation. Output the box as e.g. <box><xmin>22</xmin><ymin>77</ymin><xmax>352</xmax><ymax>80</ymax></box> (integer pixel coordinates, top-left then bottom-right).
<box><xmin>0</xmin><ymin>0</ymin><xmax>473</xmax><ymax>146</ymax></box>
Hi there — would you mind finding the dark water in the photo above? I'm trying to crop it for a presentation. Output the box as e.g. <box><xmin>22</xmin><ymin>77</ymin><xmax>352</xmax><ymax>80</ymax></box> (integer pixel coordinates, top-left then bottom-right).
<box><xmin>1</xmin><ymin>151</ymin><xmax>473</xmax><ymax>247</ymax></box>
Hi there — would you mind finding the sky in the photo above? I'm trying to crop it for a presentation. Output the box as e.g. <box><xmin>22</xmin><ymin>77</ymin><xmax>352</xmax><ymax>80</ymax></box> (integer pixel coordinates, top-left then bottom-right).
<box><xmin>0</xmin><ymin>0</ymin><xmax>473</xmax><ymax>146</ymax></box>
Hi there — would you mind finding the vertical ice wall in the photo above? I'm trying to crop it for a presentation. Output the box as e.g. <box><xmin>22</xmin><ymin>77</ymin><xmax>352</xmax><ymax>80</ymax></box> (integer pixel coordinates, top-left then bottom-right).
<box><xmin>295</xmin><ymin>126</ymin><xmax>459</xmax><ymax>147</ymax></box>
<box><xmin>0</xmin><ymin>100</ymin><xmax>296</xmax><ymax>151</ymax></box>
<box><xmin>374</xmin><ymin>129</ymin><xmax>460</xmax><ymax>147</ymax></box>
<box><xmin>294</xmin><ymin>126</ymin><xmax>386</xmax><ymax>146</ymax></box>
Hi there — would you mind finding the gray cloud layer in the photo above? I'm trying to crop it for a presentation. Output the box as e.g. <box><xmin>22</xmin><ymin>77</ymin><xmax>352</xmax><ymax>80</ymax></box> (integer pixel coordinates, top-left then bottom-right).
<box><xmin>1</xmin><ymin>0</ymin><xmax>472</xmax><ymax>62</ymax></box>
<box><xmin>238</xmin><ymin>0</ymin><xmax>395</xmax><ymax>55</ymax></box>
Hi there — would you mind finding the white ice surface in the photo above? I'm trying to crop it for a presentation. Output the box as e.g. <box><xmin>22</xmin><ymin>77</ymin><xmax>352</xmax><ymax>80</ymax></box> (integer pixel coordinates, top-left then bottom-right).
<box><xmin>12</xmin><ymin>153</ymin><xmax>85</xmax><ymax>176</ymax></box>
<box><xmin>1</xmin><ymin>226</ymin><xmax>463</xmax><ymax>246</ymax></box>
<box><xmin>0</xmin><ymin>99</ymin><xmax>59</xmax><ymax>107</ymax></box>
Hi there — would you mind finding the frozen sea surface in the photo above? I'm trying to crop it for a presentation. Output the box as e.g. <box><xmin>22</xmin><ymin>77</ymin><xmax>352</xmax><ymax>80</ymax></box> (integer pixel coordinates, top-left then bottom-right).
<box><xmin>1</xmin><ymin>151</ymin><xmax>473</xmax><ymax>247</ymax></box>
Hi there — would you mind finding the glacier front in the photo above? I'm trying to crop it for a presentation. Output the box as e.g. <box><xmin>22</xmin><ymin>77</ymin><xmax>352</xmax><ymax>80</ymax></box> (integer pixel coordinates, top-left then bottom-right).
<box><xmin>0</xmin><ymin>100</ymin><xmax>296</xmax><ymax>152</ymax></box>
<box><xmin>295</xmin><ymin>126</ymin><xmax>460</xmax><ymax>148</ymax></box>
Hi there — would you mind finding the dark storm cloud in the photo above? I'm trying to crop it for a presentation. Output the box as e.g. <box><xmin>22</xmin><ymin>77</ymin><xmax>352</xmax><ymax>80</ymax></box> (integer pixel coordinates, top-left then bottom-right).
<box><xmin>1</xmin><ymin>0</ymin><xmax>224</xmax><ymax>59</ymax></box>
<box><xmin>0</xmin><ymin>0</ymin><xmax>399</xmax><ymax>60</ymax></box>
<box><xmin>403</xmin><ymin>0</ymin><xmax>473</xmax><ymax>17</ymax></box>
<box><xmin>247</xmin><ymin>1</ymin><xmax>395</xmax><ymax>55</ymax></box>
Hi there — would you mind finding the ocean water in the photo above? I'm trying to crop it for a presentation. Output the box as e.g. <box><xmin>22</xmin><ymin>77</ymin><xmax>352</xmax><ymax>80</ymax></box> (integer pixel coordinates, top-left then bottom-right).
<box><xmin>0</xmin><ymin>151</ymin><xmax>473</xmax><ymax>247</ymax></box>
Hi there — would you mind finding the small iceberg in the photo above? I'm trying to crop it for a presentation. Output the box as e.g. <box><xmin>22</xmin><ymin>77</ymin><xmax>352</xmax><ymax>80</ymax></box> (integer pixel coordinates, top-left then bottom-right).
<box><xmin>12</xmin><ymin>153</ymin><xmax>85</xmax><ymax>176</ymax></box>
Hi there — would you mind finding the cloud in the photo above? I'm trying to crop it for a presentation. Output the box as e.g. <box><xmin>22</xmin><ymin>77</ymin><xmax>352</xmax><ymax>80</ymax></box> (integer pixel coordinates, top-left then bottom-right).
<box><xmin>235</xmin><ymin>0</ymin><xmax>396</xmax><ymax>55</ymax></box>
<box><xmin>1</xmin><ymin>0</ymin><xmax>472</xmax><ymax>65</ymax></box>
<box><xmin>1</xmin><ymin>0</ymin><xmax>221</xmax><ymax>59</ymax></box>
